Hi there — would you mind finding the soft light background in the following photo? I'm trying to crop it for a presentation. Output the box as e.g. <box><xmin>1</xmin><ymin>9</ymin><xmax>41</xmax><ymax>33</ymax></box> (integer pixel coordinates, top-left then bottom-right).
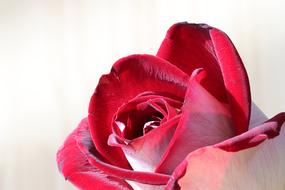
<box><xmin>0</xmin><ymin>0</ymin><xmax>284</xmax><ymax>189</ymax></box>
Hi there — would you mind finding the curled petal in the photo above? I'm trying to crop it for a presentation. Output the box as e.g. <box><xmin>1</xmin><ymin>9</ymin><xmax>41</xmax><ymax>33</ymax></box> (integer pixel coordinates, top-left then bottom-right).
<box><xmin>75</xmin><ymin>120</ymin><xmax>171</xmax><ymax>185</ymax></box>
<box><xmin>56</xmin><ymin>118</ymin><xmax>133</xmax><ymax>190</ymax></box>
<box><xmin>81</xmin><ymin>147</ymin><xmax>171</xmax><ymax>185</ymax></box>
<box><xmin>167</xmin><ymin>113</ymin><xmax>285</xmax><ymax>190</ymax></box>
<box><xmin>108</xmin><ymin>91</ymin><xmax>183</xmax><ymax>172</ymax></box>
<box><xmin>157</xmin><ymin>22</ymin><xmax>251</xmax><ymax>135</ymax></box>
<box><xmin>157</xmin><ymin>23</ymin><xmax>226</xmax><ymax>101</ymax></box>
<box><xmin>112</xmin><ymin>92</ymin><xmax>182</xmax><ymax>141</ymax></box>
<box><xmin>156</xmin><ymin>69</ymin><xmax>235</xmax><ymax>174</ymax></box>
<box><xmin>88</xmin><ymin>54</ymin><xmax>188</xmax><ymax>168</ymax></box>
<box><xmin>109</xmin><ymin>115</ymin><xmax>181</xmax><ymax>172</ymax></box>
<box><xmin>215</xmin><ymin>113</ymin><xmax>285</xmax><ymax>151</ymax></box>
<box><xmin>210</xmin><ymin>28</ymin><xmax>251</xmax><ymax>134</ymax></box>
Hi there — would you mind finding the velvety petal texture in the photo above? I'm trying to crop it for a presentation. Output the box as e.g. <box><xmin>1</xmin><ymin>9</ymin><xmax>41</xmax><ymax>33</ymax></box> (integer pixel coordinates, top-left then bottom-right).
<box><xmin>57</xmin><ymin>22</ymin><xmax>284</xmax><ymax>190</ymax></box>
<box><xmin>109</xmin><ymin>115</ymin><xmax>180</xmax><ymax>173</ymax></box>
<box><xmin>166</xmin><ymin>113</ymin><xmax>285</xmax><ymax>190</ymax></box>
<box><xmin>88</xmin><ymin>54</ymin><xmax>188</xmax><ymax>169</ymax></box>
<box><xmin>157</xmin><ymin>22</ymin><xmax>251</xmax><ymax>135</ymax></box>
<box><xmin>156</xmin><ymin>69</ymin><xmax>234</xmax><ymax>174</ymax></box>
<box><xmin>109</xmin><ymin>92</ymin><xmax>182</xmax><ymax>173</ymax></box>
<box><xmin>57</xmin><ymin>118</ymin><xmax>172</xmax><ymax>190</ymax></box>
<box><xmin>56</xmin><ymin>118</ymin><xmax>133</xmax><ymax>190</ymax></box>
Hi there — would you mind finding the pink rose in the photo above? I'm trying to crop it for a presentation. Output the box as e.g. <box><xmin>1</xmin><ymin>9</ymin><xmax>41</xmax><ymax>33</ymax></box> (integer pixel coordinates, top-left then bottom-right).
<box><xmin>56</xmin><ymin>22</ymin><xmax>285</xmax><ymax>190</ymax></box>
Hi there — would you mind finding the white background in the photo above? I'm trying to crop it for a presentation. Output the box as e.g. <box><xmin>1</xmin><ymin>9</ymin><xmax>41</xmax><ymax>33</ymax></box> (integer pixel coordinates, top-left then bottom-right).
<box><xmin>0</xmin><ymin>0</ymin><xmax>284</xmax><ymax>189</ymax></box>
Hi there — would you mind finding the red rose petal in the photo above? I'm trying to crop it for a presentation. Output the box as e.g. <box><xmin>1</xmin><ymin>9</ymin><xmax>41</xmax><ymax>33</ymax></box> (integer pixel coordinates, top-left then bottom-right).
<box><xmin>75</xmin><ymin>119</ymin><xmax>171</xmax><ymax>185</ymax></box>
<box><xmin>157</xmin><ymin>22</ymin><xmax>251</xmax><ymax>135</ymax></box>
<box><xmin>156</xmin><ymin>69</ymin><xmax>235</xmax><ymax>174</ymax></box>
<box><xmin>107</xmin><ymin>91</ymin><xmax>182</xmax><ymax>173</ymax></box>
<box><xmin>56</xmin><ymin>118</ymin><xmax>133</xmax><ymax>190</ymax></box>
<box><xmin>210</xmin><ymin>28</ymin><xmax>251</xmax><ymax>134</ymax></box>
<box><xmin>57</xmin><ymin>118</ymin><xmax>172</xmax><ymax>189</ymax></box>
<box><xmin>109</xmin><ymin>114</ymin><xmax>181</xmax><ymax>172</ymax></box>
<box><xmin>68</xmin><ymin>172</ymin><xmax>133</xmax><ymax>190</ymax></box>
<box><xmin>157</xmin><ymin>23</ymin><xmax>227</xmax><ymax>101</ymax></box>
<box><xmin>113</xmin><ymin>94</ymin><xmax>179</xmax><ymax>140</ymax></box>
<box><xmin>88</xmin><ymin>54</ymin><xmax>188</xmax><ymax>169</ymax></box>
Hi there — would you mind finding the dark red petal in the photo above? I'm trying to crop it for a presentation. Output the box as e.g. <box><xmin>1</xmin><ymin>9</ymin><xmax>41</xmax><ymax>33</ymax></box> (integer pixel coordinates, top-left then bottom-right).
<box><xmin>75</xmin><ymin>120</ymin><xmax>171</xmax><ymax>185</ymax></box>
<box><xmin>111</xmin><ymin>92</ymin><xmax>182</xmax><ymax>142</ymax></box>
<box><xmin>56</xmin><ymin>118</ymin><xmax>133</xmax><ymax>190</ymax></box>
<box><xmin>157</xmin><ymin>22</ymin><xmax>251</xmax><ymax>134</ymax></box>
<box><xmin>68</xmin><ymin>172</ymin><xmax>133</xmax><ymax>190</ymax></box>
<box><xmin>80</xmin><ymin>143</ymin><xmax>171</xmax><ymax>185</ymax></box>
<box><xmin>165</xmin><ymin>113</ymin><xmax>285</xmax><ymax>189</ymax></box>
<box><xmin>157</xmin><ymin>23</ymin><xmax>226</xmax><ymax>101</ymax></box>
<box><xmin>88</xmin><ymin>54</ymin><xmax>188</xmax><ymax>168</ymax></box>
<box><xmin>210</xmin><ymin>28</ymin><xmax>251</xmax><ymax>134</ymax></box>
<box><xmin>113</xmin><ymin>94</ymin><xmax>180</xmax><ymax>141</ymax></box>
<box><xmin>155</xmin><ymin>69</ymin><xmax>235</xmax><ymax>174</ymax></box>
<box><xmin>107</xmin><ymin>92</ymin><xmax>182</xmax><ymax>173</ymax></box>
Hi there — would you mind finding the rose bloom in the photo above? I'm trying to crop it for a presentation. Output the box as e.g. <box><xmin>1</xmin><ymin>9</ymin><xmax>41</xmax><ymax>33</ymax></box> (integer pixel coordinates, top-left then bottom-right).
<box><xmin>56</xmin><ymin>22</ymin><xmax>285</xmax><ymax>190</ymax></box>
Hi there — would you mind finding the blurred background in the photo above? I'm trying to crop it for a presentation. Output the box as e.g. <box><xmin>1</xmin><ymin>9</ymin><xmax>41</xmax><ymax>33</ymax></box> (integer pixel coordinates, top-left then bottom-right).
<box><xmin>0</xmin><ymin>0</ymin><xmax>284</xmax><ymax>189</ymax></box>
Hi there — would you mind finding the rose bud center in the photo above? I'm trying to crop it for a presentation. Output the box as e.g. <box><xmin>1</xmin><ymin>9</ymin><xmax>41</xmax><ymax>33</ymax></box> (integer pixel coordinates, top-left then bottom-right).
<box><xmin>112</xmin><ymin>92</ymin><xmax>183</xmax><ymax>141</ymax></box>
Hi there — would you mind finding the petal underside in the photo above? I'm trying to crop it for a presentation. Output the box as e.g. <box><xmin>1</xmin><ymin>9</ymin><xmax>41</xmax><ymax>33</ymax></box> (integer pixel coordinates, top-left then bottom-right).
<box><xmin>156</xmin><ymin>69</ymin><xmax>235</xmax><ymax>174</ymax></box>
<box><xmin>88</xmin><ymin>54</ymin><xmax>188</xmax><ymax>169</ymax></box>
<box><xmin>56</xmin><ymin>118</ymin><xmax>133</xmax><ymax>190</ymax></box>
<box><xmin>157</xmin><ymin>22</ymin><xmax>251</xmax><ymax>135</ymax></box>
<box><xmin>167</xmin><ymin>113</ymin><xmax>285</xmax><ymax>190</ymax></box>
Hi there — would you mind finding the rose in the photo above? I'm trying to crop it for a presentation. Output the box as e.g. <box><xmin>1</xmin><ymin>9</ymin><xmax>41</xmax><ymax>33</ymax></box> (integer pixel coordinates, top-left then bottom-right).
<box><xmin>56</xmin><ymin>22</ymin><xmax>285</xmax><ymax>190</ymax></box>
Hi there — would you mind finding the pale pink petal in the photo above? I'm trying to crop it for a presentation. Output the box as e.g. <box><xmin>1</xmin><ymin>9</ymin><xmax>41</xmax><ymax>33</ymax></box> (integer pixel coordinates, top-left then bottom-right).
<box><xmin>170</xmin><ymin>114</ymin><xmax>285</xmax><ymax>190</ymax></box>
<box><xmin>156</xmin><ymin>69</ymin><xmax>235</xmax><ymax>174</ymax></box>
<box><xmin>126</xmin><ymin>180</ymin><xmax>165</xmax><ymax>190</ymax></box>
<box><xmin>109</xmin><ymin>115</ymin><xmax>180</xmax><ymax>172</ymax></box>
